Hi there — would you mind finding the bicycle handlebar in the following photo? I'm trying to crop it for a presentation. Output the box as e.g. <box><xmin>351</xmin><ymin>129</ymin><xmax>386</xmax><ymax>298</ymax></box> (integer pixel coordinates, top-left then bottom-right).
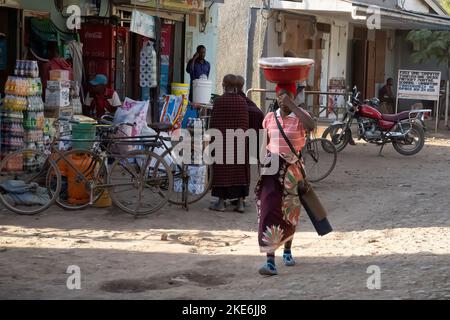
<box><xmin>56</xmin><ymin>117</ymin><xmax>80</xmax><ymax>125</ymax></box>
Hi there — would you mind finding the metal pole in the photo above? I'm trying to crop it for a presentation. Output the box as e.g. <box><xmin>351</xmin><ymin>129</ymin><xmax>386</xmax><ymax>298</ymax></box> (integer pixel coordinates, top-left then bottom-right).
<box><xmin>445</xmin><ymin>80</ymin><xmax>449</xmax><ymax>128</ymax></box>
<box><xmin>396</xmin><ymin>70</ymin><xmax>400</xmax><ymax>114</ymax></box>
<box><xmin>435</xmin><ymin>100</ymin><xmax>440</xmax><ymax>133</ymax></box>
<box><xmin>395</xmin><ymin>96</ymin><xmax>399</xmax><ymax>114</ymax></box>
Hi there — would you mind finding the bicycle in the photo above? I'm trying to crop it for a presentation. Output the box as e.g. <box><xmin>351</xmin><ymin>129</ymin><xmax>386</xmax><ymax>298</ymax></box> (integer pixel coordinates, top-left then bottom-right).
<box><xmin>147</xmin><ymin>120</ymin><xmax>213</xmax><ymax>211</ymax></box>
<box><xmin>0</xmin><ymin>118</ymin><xmax>173</xmax><ymax>216</ymax></box>
<box><xmin>302</xmin><ymin>129</ymin><xmax>337</xmax><ymax>183</ymax></box>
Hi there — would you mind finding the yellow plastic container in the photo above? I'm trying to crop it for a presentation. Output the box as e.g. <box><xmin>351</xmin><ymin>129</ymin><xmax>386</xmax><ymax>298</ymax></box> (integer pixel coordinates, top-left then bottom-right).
<box><xmin>171</xmin><ymin>83</ymin><xmax>190</xmax><ymax>96</ymax></box>
<box><xmin>93</xmin><ymin>190</ymin><xmax>112</xmax><ymax>208</ymax></box>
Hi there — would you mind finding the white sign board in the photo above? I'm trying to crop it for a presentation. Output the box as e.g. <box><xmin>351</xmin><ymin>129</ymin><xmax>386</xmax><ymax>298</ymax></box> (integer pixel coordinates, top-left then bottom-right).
<box><xmin>397</xmin><ymin>70</ymin><xmax>441</xmax><ymax>101</ymax></box>
<box><xmin>130</xmin><ymin>9</ymin><xmax>155</xmax><ymax>39</ymax></box>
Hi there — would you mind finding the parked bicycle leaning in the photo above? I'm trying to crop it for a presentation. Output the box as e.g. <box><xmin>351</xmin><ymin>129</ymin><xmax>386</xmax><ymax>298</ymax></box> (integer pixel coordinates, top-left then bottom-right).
<box><xmin>0</xmin><ymin>117</ymin><xmax>173</xmax><ymax>216</ymax></box>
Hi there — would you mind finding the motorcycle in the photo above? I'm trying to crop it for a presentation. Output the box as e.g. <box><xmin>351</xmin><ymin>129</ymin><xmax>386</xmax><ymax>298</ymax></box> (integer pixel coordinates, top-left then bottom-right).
<box><xmin>322</xmin><ymin>86</ymin><xmax>431</xmax><ymax>156</ymax></box>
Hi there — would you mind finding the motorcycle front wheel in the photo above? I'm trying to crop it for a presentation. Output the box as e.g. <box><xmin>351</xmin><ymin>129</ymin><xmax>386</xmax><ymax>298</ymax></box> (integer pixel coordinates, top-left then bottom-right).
<box><xmin>322</xmin><ymin>123</ymin><xmax>351</xmax><ymax>152</ymax></box>
<box><xmin>392</xmin><ymin>123</ymin><xmax>425</xmax><ymax>156</ymax></box>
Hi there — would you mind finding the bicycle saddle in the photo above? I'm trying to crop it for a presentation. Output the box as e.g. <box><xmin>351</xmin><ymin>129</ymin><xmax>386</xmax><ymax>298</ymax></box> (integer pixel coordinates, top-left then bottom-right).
<box><xmin>98</xmin><ymin>119</ymin><xmax>114</xmax><ymax>126</ymax></box>
<box><xmin>149</xmin><ymin>123</ymin><xmax>173</xmax><ymax>132</ymax></box>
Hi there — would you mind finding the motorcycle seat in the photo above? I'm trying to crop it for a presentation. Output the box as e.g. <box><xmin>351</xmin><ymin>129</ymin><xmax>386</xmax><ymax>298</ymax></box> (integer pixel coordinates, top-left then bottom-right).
<box><xmin>381</xmin><ymin>111</ymin><xmax>410</xmax><ymax>122</ymax></box>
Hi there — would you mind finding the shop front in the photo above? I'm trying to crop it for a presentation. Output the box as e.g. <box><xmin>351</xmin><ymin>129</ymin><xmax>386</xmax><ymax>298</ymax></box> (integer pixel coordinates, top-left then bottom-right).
<box><xmin>111</xmin><ymin>0</ymin><xmax>205</xmax><ymax>123</ymax></box>
<box><xmin>0</xmin><ymin>1</ymin><xmax>78</xmax><ymax>164</ymax></box>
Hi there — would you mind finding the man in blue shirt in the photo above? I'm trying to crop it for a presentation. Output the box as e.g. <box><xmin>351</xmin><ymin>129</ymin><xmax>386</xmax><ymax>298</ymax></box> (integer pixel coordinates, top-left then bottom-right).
<box><xmin>186</xmin><ymin>45</ymin><xmax>211</xmax><ymax>101</ymax></box>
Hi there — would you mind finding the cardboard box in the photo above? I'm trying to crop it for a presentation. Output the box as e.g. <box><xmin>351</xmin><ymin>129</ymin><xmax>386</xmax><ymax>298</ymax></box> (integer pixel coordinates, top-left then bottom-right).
<box><xmin>58</xmin><ymin>135</ymin><xmax>72</xmax><ymax>151</ymax></box>
<box><xmin>58</xmin><ymin>106</ymin><xmax>74</xmax><ymax>119</ymax></box>
<box><xmin>49</xmin><ymin>70</ymin><xmax>70</xmax><ymax>81</ymax></box>
<box><xmin>47</xmin><ymin>80</ymin><xmax>70</xmax><ymax>90</ymax></box>
<box><xmin>45</xmin><ymin>87</ymin><xmax>70</xmax><ymax>107</ymax></box>
<box><xmin>44</xmin><ymin>105</ymin><xmax>73</xmax><ymax>119</ymax></box>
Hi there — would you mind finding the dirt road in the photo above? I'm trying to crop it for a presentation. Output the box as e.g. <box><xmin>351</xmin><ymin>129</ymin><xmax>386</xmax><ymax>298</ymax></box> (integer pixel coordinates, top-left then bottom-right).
<box><xmin>0</xmin><ymin>133</ymin><xmax>449</xmax><ymax>300</ymax></box>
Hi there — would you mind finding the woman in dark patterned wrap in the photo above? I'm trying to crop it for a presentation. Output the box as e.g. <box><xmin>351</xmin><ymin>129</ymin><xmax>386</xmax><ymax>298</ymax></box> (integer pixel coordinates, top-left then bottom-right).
<box><xmin>209</xmin><ymin>75</ymin><xmax>250</xmax><ymax>212</ymax></box>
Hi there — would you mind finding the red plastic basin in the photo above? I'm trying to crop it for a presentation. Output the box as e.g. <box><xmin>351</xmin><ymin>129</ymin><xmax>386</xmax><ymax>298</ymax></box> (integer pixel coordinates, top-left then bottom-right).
<box><xmin>259</xmin><ymin>57</ymin><xmax>314</xmax><ymax>84</ymax></box>
<box><xmin>261</xmin><ymin>65</ymin><xmax>311</xmax><ymax>84</ymax></box>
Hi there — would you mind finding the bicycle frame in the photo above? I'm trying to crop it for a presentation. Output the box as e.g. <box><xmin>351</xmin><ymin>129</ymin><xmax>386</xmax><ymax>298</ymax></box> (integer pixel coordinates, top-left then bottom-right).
<box><xmin>49</xmin><ymin>120</ymin><xmax>165</xmax><ymax>206</ymax></box>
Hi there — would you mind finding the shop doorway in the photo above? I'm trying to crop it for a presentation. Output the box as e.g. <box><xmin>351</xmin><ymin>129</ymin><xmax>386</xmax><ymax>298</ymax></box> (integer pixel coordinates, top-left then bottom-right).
<box><xmin>0</xmin><ymin>7</ymin><xmax>19</xmax><ymax>93</ymax></box>
<box><xmin>352</xmin><ymin>29</ymin><xmax>387</xmax><ymax>100</ymax></box>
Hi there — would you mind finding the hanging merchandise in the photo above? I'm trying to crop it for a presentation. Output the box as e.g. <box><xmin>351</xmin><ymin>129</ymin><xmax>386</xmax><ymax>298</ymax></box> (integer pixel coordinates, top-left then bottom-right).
<box><xmin>151</xmin><ymin>43</ymin><xmax>157</xmax><ymax>88</ymax></box>
<box><xmin>159</xmin><ymin>95</ymin><xmax>188</xmax><ymax>130</ymax></box>
<box><xmin>160</xmin><ymin>24</ymin><xmax>175</xmax><ymax>95</ymax></box>
<box><xmin>139</xmin><ymin>41</ymin><xmax>158</xmax><ymax>89</ymax></box>
<box><xmin>67</xmin><ymin>41</ymin><xmax>84</xmax><ymax>101</ymax></box>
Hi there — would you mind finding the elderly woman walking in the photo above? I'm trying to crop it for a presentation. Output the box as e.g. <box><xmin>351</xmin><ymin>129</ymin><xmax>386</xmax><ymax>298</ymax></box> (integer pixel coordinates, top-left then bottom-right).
<box><xmin>256</xmin><ymin>83</ymin><xmax>315</xmax><ymax>276</ymax></box>
<box><xmin>209</xmin><ymin>75</ymin><xmax>250</xmax><ymax>212</ymax></box>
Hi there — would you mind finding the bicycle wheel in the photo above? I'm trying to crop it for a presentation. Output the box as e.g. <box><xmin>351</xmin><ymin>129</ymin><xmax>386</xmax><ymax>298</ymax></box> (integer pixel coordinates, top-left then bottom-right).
<box><xmin>161</xmin><ymin>149</ymin><xmax>213</xmax><ymax>205</ymax></box>
<box><xmin>303</xmin><ymin>138</ymin><xmax>337</xmax><ymax>183</ymax></box>
<box><xmin>109</xmin><ymin>150</ymin><xmax>173</xmax><ymax>216</ymax></box>
<box><xmin>0</xmin><ymin>149</ymin><xmax>61</xmax><ymax>215</ymax></box>
<box><xmin>51</xmin><ymin>149</ymin><xmax>107</xmax><ymax>210</ymax></box>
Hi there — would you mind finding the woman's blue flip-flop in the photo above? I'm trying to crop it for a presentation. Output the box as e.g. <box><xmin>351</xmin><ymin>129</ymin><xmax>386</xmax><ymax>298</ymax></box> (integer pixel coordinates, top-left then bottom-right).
<box><xmin>258</xmin><ymin>262</ymin><xmax>278</xmax><ymax>276</ymax></box>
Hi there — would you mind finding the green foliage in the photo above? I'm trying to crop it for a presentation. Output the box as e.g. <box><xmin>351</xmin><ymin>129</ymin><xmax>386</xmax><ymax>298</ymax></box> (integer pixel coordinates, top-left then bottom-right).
<box><xmin>439</xmin><ymin>0</ymin><xmax>450</xmax><ymax>13</ymax></box>
<box><xmin>406</xmin><ymin>30</ymin><xmax>450</xmax><ymax>66</ymax></box>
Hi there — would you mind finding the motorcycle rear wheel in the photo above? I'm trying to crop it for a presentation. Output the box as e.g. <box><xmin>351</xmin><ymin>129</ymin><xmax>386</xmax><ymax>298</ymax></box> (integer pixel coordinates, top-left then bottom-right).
<box><xmin>392</xmin><ymin>123</ymin><xmax>425</xmax><ymax>156</ymax></box>
<box><xmin>322</xmin><ymin>124</ymin><xmax>350</xmax><ymax>152</ymax></box>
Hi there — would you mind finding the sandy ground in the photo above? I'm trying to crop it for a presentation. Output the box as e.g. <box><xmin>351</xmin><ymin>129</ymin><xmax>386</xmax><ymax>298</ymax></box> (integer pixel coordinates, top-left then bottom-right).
<box><xmin>0</xmin><ymin>124</ymin><xmax>449</xmax><ymax>300</ymax></box>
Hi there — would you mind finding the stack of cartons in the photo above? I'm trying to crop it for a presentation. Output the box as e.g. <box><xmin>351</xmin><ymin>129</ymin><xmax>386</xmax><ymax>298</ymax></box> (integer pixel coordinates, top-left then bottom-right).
<box><xmin>45</xmin><ymin>70</ymin><xmax>73</xmax><ymax>119</ymax></box>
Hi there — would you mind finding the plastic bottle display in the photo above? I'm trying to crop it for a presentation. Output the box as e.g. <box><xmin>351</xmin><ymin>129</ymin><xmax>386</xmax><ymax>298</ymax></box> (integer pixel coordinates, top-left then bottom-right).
<box><xmin>5</xmin><ymin>77</ymin><xmax>43</xmax><ymax>97</ymax></box>
<box><xmin>14</xmin><ymin>60</ymin><xmax>40</xmax><ymax>79</ymax></box>
<box><xmin>1</xmin><ymin>59</ymin><xmax>44</xmax><ymax>171</ymax></box>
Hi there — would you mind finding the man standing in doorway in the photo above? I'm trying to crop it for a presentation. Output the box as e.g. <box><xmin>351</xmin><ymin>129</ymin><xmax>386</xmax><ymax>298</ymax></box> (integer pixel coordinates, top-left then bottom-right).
<box><xmin>186</xmin><ymin>45</ymin><xmax>211</xmax><ymax>102</ymax></box>
<box><xmin>379</xmin><ymin>78</ymin><xmax>396</xmax><ymax>114</ymax></box>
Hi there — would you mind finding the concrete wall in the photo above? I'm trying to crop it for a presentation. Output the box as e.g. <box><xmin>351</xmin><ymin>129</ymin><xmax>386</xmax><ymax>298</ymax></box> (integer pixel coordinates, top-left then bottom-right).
<box><xmin>184</xmin><ymin>3</ymin><xmax>220</xmax><ymax>93</ymax></box>
<box><xmin>395</xmin><ymin>30</ymin><xmax>448</xmax><ymax>79</ymax></box>
<box><xmin>355</xmin><ymin>0</ymin><xmax>430</xmax><ymax>13</ymax></box>
<box><xmin>262</xmin><ymin>13</ymin><xmax>284</xmax><ymax>99</ymax></box>
<box><xmin>394</xmin><ymin>29</ymin><xmax>448</xmax><ymax>110</ymax></box>
<box><xmin>216</xmin><ymin>0</ymin><xmax>265</xmax><ymax>96</ymax></box>
<box><xmin>403</xmin><ymin>0</ymin><xmax>430</xmax><ymax>12</ymax></box>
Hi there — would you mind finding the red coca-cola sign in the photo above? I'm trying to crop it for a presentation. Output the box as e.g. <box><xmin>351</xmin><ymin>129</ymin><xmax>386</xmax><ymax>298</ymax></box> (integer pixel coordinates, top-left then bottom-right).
<box><xmin>80</xmin><ymin>25</ymin><xmax>114</xmax><ymax>59</ymax></box>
